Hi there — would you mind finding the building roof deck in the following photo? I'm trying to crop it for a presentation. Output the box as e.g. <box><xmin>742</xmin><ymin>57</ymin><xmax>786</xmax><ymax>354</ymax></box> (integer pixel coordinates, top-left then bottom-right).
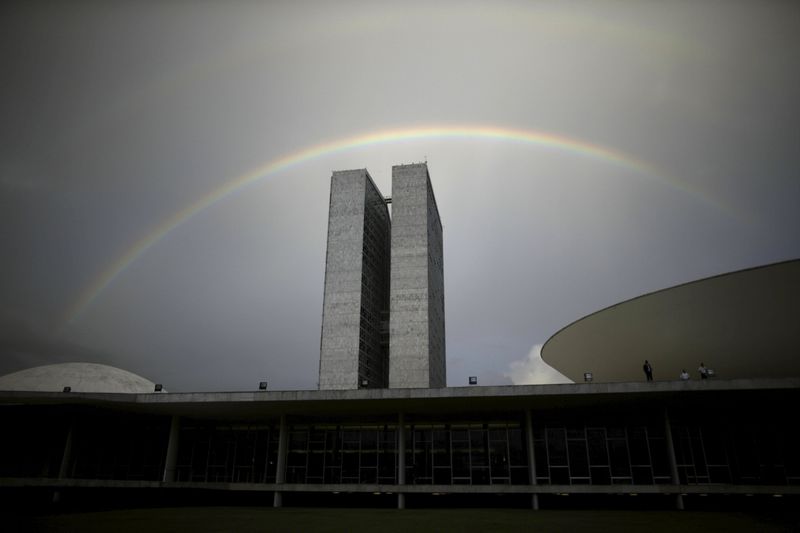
<box><xmin>3</xmin><ymin>378</ymin><xmax>798</xmax><ymax>420</ymax></box>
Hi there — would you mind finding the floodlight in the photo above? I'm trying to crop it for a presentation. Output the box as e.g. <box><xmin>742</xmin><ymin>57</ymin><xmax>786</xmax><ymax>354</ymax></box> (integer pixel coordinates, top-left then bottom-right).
<box><xmin>584</xmin><ymin>372</ymin><xmax>593</xmax><ymax>382</ymax></box>
<box><xmin>62</xmin><ymin>386</ymin><xmax>71</xmax><ymax>393</ymax></box>
<box><xmin>154</xmin><ymin>384</ymin><xmax>163</xmax><ymax>392</ymax></box>
<box><xmin>468</xmin><ymin>376</ymin><xmax>478</xmax><ymax>385</ymax></box>
<box><xmin>259</xmin><ymin>381</ymin><xmax>268</xmax><ymax>390</ymax></box>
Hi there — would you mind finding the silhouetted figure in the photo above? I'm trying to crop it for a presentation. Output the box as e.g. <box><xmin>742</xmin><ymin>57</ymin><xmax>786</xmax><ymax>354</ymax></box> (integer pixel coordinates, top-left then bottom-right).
<box><xmin>680</xmin><ymin>369</ymin><xmax>690</xmax><ymax>380</ymax></box>
<box><xmin>643</xmin><ymin>360</ymin><xmax>653</xmax><ymax>382</ymax></box>
<box><xmin>699</xmin><ymin>362</ymin><xmax>708</xmax><ymax>380</ymax></box>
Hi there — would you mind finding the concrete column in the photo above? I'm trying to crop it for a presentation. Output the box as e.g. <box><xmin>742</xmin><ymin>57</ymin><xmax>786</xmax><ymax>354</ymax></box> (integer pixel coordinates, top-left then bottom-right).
<box><xmin>273</xmin><ymin>415</ymin><xmax>289</xmax><ymax>508</ymax></box>
<box><xmin>58</xmin><ymin>423</ymin><xmax>75</xmax><ymax>479</ymax></box>
<box><xmin>397</xmin><ymin>412</ymin><xmax>406</xmax><ymax>509</ymax></box>
<box><xmin>663</xmin><ymin>407</ymin><xmax>684</xmax><ymax>510</ymax></box>
<box><xmin>53</xmin><ymin>420</ymin><xmax>75</xmax><ymax>503</ymax></box>
<box><xmin>524</xmin><ymin>410</ymin><xmax>539</xmax><ymax>510</ymax></box>
<box><xmin>162</xmin><ymin>415</ymin><xmax>180</xmax><ymax>482</ymax></box>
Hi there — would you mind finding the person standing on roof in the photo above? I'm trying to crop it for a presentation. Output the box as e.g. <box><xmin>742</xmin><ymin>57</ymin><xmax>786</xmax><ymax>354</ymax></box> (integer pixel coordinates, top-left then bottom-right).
<box><xmin>643</xmin><ymin>360</ymin><xmax>654</xmax><ymax>382</ymax></box>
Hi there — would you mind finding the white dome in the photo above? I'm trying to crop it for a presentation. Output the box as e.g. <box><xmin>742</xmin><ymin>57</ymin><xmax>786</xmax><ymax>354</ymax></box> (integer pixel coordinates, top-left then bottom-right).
<box><xmin>0</xmin><ymin>362</ymin><xmax>159</xmax><ymax>393</ymax></box>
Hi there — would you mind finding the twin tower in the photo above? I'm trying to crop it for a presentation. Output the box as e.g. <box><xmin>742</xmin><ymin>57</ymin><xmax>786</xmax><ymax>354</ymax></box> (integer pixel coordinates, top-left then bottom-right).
<box><xmin>319</xmin><ymin>163</ymin><xmax>445</xmax><ymax>390</ymax></box>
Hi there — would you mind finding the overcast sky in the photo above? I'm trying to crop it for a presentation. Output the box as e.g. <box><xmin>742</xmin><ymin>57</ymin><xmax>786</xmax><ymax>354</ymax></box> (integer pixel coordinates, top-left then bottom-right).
<box><xmin>2</xmin><ymin>1</ymin><xmax>798</xmax><ymax>391</ymax></box>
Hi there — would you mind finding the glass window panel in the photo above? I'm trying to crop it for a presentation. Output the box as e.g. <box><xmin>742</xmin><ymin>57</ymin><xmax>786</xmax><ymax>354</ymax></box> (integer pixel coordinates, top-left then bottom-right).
<box><xmin>568</xmin><ymin>439</ymin><xmax>589</xmax><ymax>478</ymax></box>
<box><xmin>470</xmin><ymin>430</ymin><xmax>486</xmax><ymax>450</ymax></box>
<box><xmin>361</xmin><ymin>430</ymin><xmax>378</xmax><ymax>450</ymax></box>
<box><xmin>452</xmin><ymin>443</ymin><xmax>470</xmax><ymax>478</ymax></box>
<box><xmin>307</xmin><ymin>451</ymin><xmax>324</xmax><ymax>477</ymax></box>
<box><xmin>590</xmin><ymin>466</ymin><xmax>611</xmax><ymax>485</ymax></box>
<box><xmin>433</xmin><ymin>467</ymin><xmax>451</xmax><ymax>484</ymax></box>
<box><xmin>733</xmin><ymin>430</ymin><xmax>758</xmax><ymax>480</ymax></box>
<box><xmin>433</xmin><ymin>449</ymin><xmax>451</xmax><ymax>467</ymax></box>
<box><xmin>289</xmin><ymin>431</ymin><xmax>308</xmax><ymax>449</ymax></box>
<box><xmin>689</xmin><ymin>428</ymin><xmax>708</xmax><ymax>474</ymax></box>
<box><xmin>670</xmin><ymin>427</ymin><xmax>689</xmax><ymax>463</ymax></box>
<box><xmin>361</xmin><ymin>451</ymin><xmax>377</xmax><ymax>467</ymax></box>
<box><xmin>628</xmin><ymin>427</ymin><xmax>650</xmax><ymax>465</ymax></box>
<box><xmin>632</xmin><ymin>466</ymin><xmax>653</xmax><ymax>484</ymax></box>
<box><xmin>324</xmin><ymin>467</ymin><xmax>341</xmax><ymax>484</ymax></box>
<box><xmin>309</xmin><ymin>429</ymin><xmax>326</xmax><ymax>444</ymax></box>
<box><xmin>587</xmin><ymin>429</ymin><xmax>608</xmax><ymax>466</ymax></box>
<box><xmin>708</xmin><ymin>465</ymin><xmax>731</xmax><ymax>484</ymax></box>
<box><xmin>489</xmin><ymin>441</ymin><xmax>509</xmax><ymax>477</ymax></box>
<box><xmin>415</xmin><ymin>429</ymin><xmax>432</xmax><ymax>444</ymax></box>
<box><xmin>510</xmin><ymin>466</ymin><xmax>528</xmax><ymax>484</ymax></box>
<box><xmin>508</xmin><ymin>428</ymin><xmax>525</xmax><ymax>466</ymax></box>
<box><xmin>360</xmin><ymin>467</ymin><xmax>377</xmax><ymax>484</ymax></box>
<box><xmin>608</xmin><ymin>439</ymin><xmax>631</xmax><ymax>477</ymax></box>
<box><xmin>702</xmin><ymin>427</ymin><xmax>728</xmax><ymax>465</ymax></box>
<box><xmin>534</xmin><ymin>441</ymin><xmax>548</xmax><ymax>474</ymax></box>
<box><xmin>471</xmin><ymin>432</ymin><xmax>488</xmax><ymax>467</ymax></box>
<box><xmin>471</xmin><ymin>467</ymin><xmax>489</xmax><ymax>484</ymax></box>
<box><xmin>378</xmin><ymin>456</ymin><xmax>396</xmax><ymax>482</ymax></box>
<box><xmin>677</xmin><ymin>466</ymin><xmax>689</xmax><ymax>484</ymax></box>
<box><xmin>342</xmin><ymin>451</ymin><xmax>358</xmax><ymax>479</ymax></box>
<box><xmin>451</xmin><ymin>429</ymin><xmax>468</xmax><ymax>442</ymax></box>
<box><xmin>287</xmin><ymin>451</ymin><xmax>306</xmax><ymax>467</ymax></box>
<box><xmin>649</xmin><ymin>438</ymin><xmax>670</xmax><ymax>478</ymax></box>
<box><xmin>547</xmin><ymin>428</ymin><xmax>567</xmax><ymax>466</ymax></box>
<box><xmin>489</xmin><ymin>429</ymin><xmax>507</xmax><ymax>441</ymax></box>
<box><xmin>607</xmin><ymin>427</ymin><xmax>625</xmax><ymax>439</ymax></box>
<box><xmin>566</xmin><ymin>426</ymin><xmax>585</xmax><ymax>439</ymax></box>
<box><xmin>550</xmin><ymin>467</ymin><xmax>569</xmax><ymax>484</ymax></box>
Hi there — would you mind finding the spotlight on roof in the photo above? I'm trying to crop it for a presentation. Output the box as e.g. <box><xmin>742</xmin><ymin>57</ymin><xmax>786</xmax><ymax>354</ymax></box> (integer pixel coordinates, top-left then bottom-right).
<box><xmin>468</xmin><ymin>376</ymin><xmax>478</xmax><ymax>385</ymax></box>
<box><xmin>259</xmin><ymin>381</ymin><xmax>268</xmax><ymax>391</ymax></box>
<box><xmin>360</xmin><ymin>379</ymin><xmax>369</xmax><ymax>388</ymax></box>
<box><xmin>62</xmin><ymin>386</ymin><xmax>71</xmax><ymax>393</ymax></box>
<box><xmin>706</xmin><ymin>369</ymin><xmax>715</xmax><ymax>378</ymax></box>
<box><xmin>154</xmin><ymin>384</ymin><xmax>163</xmax><ymax>392</ymax></box>
<box><xmin>584</xmin><ymin>372</ymin><xmax>593</xmax><ymax>383</ymax></box>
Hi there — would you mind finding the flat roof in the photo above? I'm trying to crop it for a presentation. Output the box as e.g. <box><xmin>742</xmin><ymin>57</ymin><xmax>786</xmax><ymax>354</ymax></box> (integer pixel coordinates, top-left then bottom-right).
<box><xmin>2</xmin><ymin>378</ymin><xmax>798</xmax><ymax>420</ymax></box>
<box><xmin>542</xmin><ymin>259</ymin><xmax>800</xmax><ymax>383</ymax></box>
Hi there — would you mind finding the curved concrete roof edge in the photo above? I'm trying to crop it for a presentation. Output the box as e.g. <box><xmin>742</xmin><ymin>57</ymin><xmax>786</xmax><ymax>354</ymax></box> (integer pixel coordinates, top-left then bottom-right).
<box><xmin>541</xmin><ymin>257</ymin><xmax>800</xmax><ymax>379</ymax></box>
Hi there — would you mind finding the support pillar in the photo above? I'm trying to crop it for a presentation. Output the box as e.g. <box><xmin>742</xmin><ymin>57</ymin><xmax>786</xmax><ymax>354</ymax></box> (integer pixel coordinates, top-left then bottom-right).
<box><xmin>162</xmin><ymin>415</ymin><xmax>180</xmax><ymax>482</ymax></box>
<box><xmin>397</xmin><ymin>412</ymin><xmax>406</xmax><ymax>509</ymax></box>
<box><xmin>53</xmin><ymin>420</ymin><xmax>75</xmax><ymax>503</ymax></box>
<box><xmin>524</xmin><ymin>409</ymin><xmax>539</xmax><ymax>510</ymax></box>
<box><xmin>273</xmin><ymin>414</ymin><xmax>288</xmax><ymax>508</ymax></box>
<box><xmin>663</xmin><ymin>407</ymin><xmax>684</xmax><ymax>510</ymax></box>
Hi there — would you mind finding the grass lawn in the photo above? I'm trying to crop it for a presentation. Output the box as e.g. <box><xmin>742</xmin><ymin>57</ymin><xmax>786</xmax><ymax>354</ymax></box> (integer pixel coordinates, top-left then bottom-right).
<box><xmin>9</xmin><ymin>507</ymin><xmax>798</xmax><ymax>533</ymax></box>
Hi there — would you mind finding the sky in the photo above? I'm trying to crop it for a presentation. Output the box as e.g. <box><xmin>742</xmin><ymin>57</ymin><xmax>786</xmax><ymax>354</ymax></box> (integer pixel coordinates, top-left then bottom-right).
<box><xmin>1</xmin><ymin>1</ymin><xmax>798</xmax><ymax>392</ymax></box>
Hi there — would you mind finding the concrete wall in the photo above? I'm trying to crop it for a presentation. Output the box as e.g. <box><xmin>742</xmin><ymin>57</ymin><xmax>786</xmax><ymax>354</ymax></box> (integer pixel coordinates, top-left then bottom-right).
<box><xmin>319</xmin><ymin>170</ymin><xmax>390</xmax><ymax>390</ymax></box>
<box><xmin>390</xmin><ymin>163</ymin><xmax>446</xmax><ymax>388</ymax></box>
<box><xmin>319</xmin><ymin>170</ymin><xmax>368</xmax><ymax>390</ymax></box>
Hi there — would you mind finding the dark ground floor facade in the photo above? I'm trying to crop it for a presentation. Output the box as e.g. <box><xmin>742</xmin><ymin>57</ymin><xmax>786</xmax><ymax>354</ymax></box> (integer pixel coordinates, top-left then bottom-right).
<box><xmin>2</xmin><ymin>379</ymin><xmax>799</xmax><ymax>510</ymax></box>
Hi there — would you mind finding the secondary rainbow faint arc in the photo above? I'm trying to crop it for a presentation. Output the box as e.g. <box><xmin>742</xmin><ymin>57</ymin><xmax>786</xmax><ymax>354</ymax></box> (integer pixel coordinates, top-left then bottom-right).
<box><xmin>61</xmin><ymin>125</ymin><xmax>676</xmax><ymax>326</ymax></box>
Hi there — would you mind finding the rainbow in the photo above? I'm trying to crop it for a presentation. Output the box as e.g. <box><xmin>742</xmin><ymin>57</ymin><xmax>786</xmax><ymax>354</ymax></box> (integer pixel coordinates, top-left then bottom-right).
<box><xmin>60</xmin><ymin>124</ymin><xmax>713</xmax><ymax>327</ymax></box>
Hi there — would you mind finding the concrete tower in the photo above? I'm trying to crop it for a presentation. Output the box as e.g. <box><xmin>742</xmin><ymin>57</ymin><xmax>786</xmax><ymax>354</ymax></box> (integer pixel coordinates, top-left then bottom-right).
<box><xmin>319</xmin><ymin>169</ymin><xmax>391</xmax><ymax>390</ymax></box>
<box><xmin>389</xmin><ymin>163</ymin><xmax>446</xmax><ymax>388</ymax></box>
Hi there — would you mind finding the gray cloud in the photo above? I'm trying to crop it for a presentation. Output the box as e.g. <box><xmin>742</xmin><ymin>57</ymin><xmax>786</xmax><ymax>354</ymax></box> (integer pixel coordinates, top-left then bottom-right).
<box><xmin>506</xmin><ymin>344</ymin><xmax>572</xmax><ymax>385</ymax></box>
<box><xmin>1</xmin><ymin>2</ymin><xmax>798</xmax><ymax>391</ymax></box>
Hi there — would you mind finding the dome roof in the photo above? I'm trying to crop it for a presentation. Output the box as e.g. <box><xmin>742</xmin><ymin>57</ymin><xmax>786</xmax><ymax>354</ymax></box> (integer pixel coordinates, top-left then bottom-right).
<box><xmin>542</xmin><ymin>259</ymin><xmax>800</xmax><ymax>383</ymax></box>
<box><xmin>0</xmin><ymin>362</ymin><xmax>158</xmax><ymax>393</ymax></box>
